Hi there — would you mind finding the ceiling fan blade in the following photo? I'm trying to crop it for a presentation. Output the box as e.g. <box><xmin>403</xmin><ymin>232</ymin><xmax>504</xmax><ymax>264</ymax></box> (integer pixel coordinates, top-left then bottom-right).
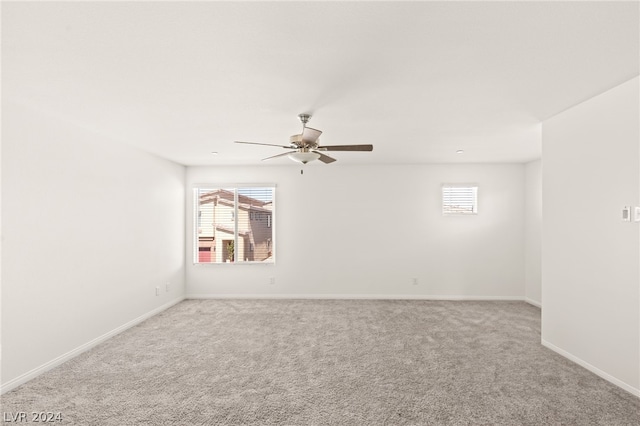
<box><xmin>261</xmin><ymin>151</ymin><xmax>296</xmax><ymax>161</ymax></box>
<box><xmin>315</xmin><ymin>151</ymin><xmax>337</xmax><ymax>164</ymax></box>
<box><xmin>301</xmin><ymin>127</ymin><xmax>322</xmax><ymax>143</ymax></box>
<box><xmin>235</xmin><ymin>141</ymin><xmax>292</xmax><ymax>149</ymax></box>
<box><xmin>317</xmin><ymin>144</ymin><xmax>373</xmax><ymax>152</ymax></box>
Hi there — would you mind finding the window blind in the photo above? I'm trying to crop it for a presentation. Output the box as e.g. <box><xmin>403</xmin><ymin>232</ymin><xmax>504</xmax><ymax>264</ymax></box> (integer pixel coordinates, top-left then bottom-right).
<box><xmin>442</xmin><ymin>185</ymin><xmax>478</xmax><ymax>215</ymax></box>
<box><xmin>195</xmin><ymin>186</ymin><xmax>275</xmax><ymax>263</ymax></box>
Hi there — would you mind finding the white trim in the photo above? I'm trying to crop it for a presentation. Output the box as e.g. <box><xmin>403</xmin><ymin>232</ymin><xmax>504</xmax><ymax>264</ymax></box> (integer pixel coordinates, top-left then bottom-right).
<box><xmin>524</xmin><ymin>297</ymin><xmax>542</xmax><ymax>308</ymax></box>
<box><xmin>0</xmin><ymin>297</ymin><xmax>185</xmax><ymax>395</ymax></box>
<box><xmin>191</xmin><ymin>182</ymin><xmax>278</xmax><ymax>189</ymax></box>
<box><xmin>186</xmin><ymin>294</ymin><xmax>526</xmax><ymax>301</ymax></box>
<box><xmin>541</xmin><ymin>339</ymin><xmax>640</xmax><ymax>398</ymax></box>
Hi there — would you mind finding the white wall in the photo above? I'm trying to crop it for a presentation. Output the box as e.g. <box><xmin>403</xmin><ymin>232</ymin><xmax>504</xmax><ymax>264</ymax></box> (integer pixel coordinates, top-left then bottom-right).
<box><xmin>186</xmin><ymin>164</ymin><xmax>525</xmax><ymax>299</ymax></box>
<box><xmin>524</xmin><ymin>159</ymin><xmax>542</xmax><ymax>306</ymax></box>
<box><xmin>542</xmin><ymin>76</ymin><xmax>640</xmax><ymax>395</ymax></box>
<box><xmin>1</xmin><ymin>102</ymin><xmax>186</xmax><ymax>391</ymax></box>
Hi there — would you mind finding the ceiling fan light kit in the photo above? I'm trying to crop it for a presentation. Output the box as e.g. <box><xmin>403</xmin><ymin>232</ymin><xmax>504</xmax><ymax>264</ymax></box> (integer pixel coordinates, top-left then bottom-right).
<box><xmin>288</xmin><ymin>150</ymin><xmax>321</xmax><ymax>164</ymax></box>
<box><xmin>235</xmin><ymin>113</ymin><xmax>373</xmax><ymax>165</ymax></box>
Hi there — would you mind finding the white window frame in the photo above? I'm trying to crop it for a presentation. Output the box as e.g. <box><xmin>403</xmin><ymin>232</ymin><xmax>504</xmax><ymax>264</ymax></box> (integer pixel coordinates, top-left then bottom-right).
<box><xmin>193</xmin><ymin>184</ymin><xmax>276</xmax><ymax>264</ymax></box>
<box><xmin>442</xmin><ymin>184</ymin><xmax>478</xmax><ymax>215</ymax></box>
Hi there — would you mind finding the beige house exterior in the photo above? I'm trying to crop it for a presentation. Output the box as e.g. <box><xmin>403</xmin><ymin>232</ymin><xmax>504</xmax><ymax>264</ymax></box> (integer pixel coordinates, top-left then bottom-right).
<box><xmin>197</xmin><ymin>189</ymin><xmax>273</xmax><ymax>263</ymax></box>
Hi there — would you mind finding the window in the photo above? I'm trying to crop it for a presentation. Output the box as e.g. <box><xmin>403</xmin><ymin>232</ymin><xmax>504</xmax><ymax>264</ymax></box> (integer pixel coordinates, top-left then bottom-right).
<box><xmin>442</xmin><ymin>184</ymin><xmax>478</xmax><ymax>215</ymax></box>
<box><xmin>194</xmin><ymin>186</ymin><xmax>275</xmax><ymax>263</ymax></box>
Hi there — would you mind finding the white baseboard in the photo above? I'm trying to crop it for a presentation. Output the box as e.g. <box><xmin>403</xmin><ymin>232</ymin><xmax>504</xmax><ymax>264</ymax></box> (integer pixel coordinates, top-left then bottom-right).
<box><xmin>186</xmin><ymin>293</ymin><xmax>526</xmax><ymax>301</ymax></box>
<box><xmin>541</xmin><ymin>339</ymin><xmax>640</xmax><ymax>398</ymax></box>
<box><xmin>1</xmin><ymin>296</ymin><xmax>185</xmax><ymax>395</ymax></box>
<box><xmin>524</xmin><ymin>297</ymin><xmax>542</xmax><ymax>308</ymax></box>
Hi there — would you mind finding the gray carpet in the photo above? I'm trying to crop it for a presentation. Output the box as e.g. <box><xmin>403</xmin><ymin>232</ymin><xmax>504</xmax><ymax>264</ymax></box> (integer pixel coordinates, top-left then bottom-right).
<box><xmin>1</xmin><ymin>300</ymin><xmax>639</xmax><ymax>425</ymax></box>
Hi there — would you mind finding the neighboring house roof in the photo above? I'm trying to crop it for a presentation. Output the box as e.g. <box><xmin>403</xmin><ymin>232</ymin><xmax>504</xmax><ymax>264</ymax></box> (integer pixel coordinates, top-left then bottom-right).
<box><xmin>199</xmin><ymin>189</ymin><xmax>272</xmax><ymax>213</ymax></box>
<box><xmin>215</xmin><ymin>224</ymin><xmax>250</xmax><ymax>237</ymax></box>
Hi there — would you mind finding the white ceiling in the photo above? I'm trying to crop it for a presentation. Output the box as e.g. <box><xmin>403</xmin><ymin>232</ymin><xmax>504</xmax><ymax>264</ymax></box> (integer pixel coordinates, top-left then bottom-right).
<box><xmin>3</xmin><ymin>1</ymin><xmax>639</xmax><ymax>166</ymax></box>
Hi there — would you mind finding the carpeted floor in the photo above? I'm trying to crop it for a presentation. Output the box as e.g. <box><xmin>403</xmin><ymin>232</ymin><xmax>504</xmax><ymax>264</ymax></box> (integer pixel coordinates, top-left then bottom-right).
<box><xmin>1</xmin><ymin>299</ymin><xmax>639</xmax><ymax>425</ymax></box>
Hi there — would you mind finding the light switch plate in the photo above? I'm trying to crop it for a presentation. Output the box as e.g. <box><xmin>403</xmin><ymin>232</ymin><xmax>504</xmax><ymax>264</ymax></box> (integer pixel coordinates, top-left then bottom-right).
<box><xmin>622</xmin><ymin>206</ymin><xmax>631</xmax><ymax>221</ymax></box>
<box><xmin>634</xmin><ymin>206</ymin><xmax>640</xmax><ymax>222</ymax></box>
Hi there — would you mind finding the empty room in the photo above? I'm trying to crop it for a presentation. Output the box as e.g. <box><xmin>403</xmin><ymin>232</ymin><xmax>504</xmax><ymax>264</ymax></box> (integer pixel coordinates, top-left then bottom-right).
<box><xmin>2</xmin><ymin>1</ymin><xmax>639</xmax><ymax>424</ymax></box>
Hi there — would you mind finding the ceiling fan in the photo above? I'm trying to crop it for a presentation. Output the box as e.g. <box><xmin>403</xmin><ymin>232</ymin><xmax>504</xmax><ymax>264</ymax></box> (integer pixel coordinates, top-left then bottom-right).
<box><xmin>235</xmin><ymin>113</ymin><xmax>373</xmax><ymax>164</ymax></box>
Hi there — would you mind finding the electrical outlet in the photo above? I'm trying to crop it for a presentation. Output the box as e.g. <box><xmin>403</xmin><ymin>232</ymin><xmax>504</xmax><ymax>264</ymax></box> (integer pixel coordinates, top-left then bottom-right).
<box><xmin>269</xmin><ymin>277</ymin><xmax>276</xmax><ymax>285</ymax></box>
<box><xmin>155</xmin><ymin>286</ymin><xmax>160</xmax><ymax>296</ymax></box>
<box><xmin>412</xmin><ymin>278</ymin><xmax>418</xmax><ymax>285</ymax></box>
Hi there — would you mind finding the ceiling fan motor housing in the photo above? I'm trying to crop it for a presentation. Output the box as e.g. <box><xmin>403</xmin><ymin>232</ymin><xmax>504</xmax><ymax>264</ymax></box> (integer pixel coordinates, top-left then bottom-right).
<box><xmin>289</xmin><ymin>134</ymin><xmax>302</xmax><ymax>146</ymax></box>
<box><xmin>289</xmin><ymin>134</ymin><xmax>318</xmax><ymax>148</ymax></box>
